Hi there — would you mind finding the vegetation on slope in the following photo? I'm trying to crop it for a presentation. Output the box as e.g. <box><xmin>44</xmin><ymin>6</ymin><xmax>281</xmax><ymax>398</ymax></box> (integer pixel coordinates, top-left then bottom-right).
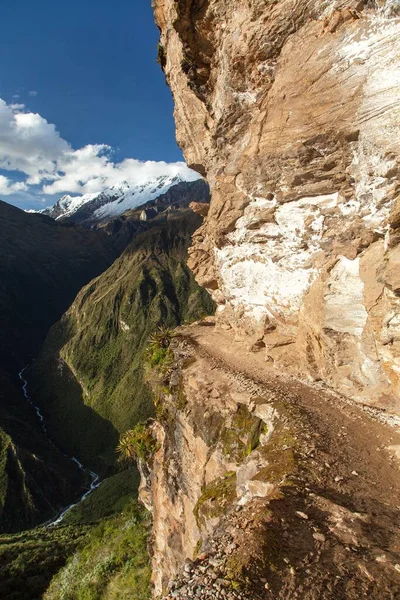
<box><xmin>0</xmin><ymin>524</ymin><xmax>89</xmax><ymax>600</ymax></box>
<box><xmin>0</xmin><ymin>199</ymin><xmax>117</xmax><ymax>376</ymax></box>
<box><xmin>0</xmin><ymin>199</ymin><xmax>118</xmax><ymax>532</ymax></box>
<box><xmin>0</xmin><ymin>469</ymin><xmax>142</xmax><ymax>600</ymax></box>
<box><xmin>0</xmin><ymin>201</ymin><xmax>213</xmax><ymax>598</ymax></box>
<box><xmin>115</xmin><ymin>326</ymin><xmax>177</xmax><ymax>464</ymax></box>
<box><xmin>0</xmin><ymin>370</ymin><xmax>86</xmax><ymax>533</ymax></box>
<box><xmin>31</xmin><ymin>210</ymin><xmax>214</xmax><ymax>471</ymax></box>
<box><xmin>117</xmin><ymin>423</ymin><xmax>158</xmax><ymax>463</ymax></box>
<box><xmin>63</xmin><ymin>469</ymin><xmax>140</xmax><ymax>526</ymax></box>
<box><xmin>0</xmin><ymin>192</ymin><xmax>212</xmax><ymax>598</ymax></box>
<box><xmin>0</xmin><ymin>429</ymin><xmax>10</xmax><ymax>514</ymax></box>
<box><xmin>44</xmin><ymin>500</ymin><xmax>151</xmax><ymax>600</ymax></box>
<box><xmin>0</xmin><ymin>184</ymin><xmax>210</xmax><ymax>530</ymax></box>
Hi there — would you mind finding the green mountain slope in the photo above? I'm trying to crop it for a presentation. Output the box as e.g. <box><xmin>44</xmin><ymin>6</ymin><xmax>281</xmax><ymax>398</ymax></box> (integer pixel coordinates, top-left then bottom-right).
<box><xmin>31</xmin><ymin>210</ymin><xmax>214</xmax><ymax>471</ymax></box>
<box><xmin>44</xmin><ymin>500</ymin><xmax>151</xmax><ymax>600</ymax></box>
<box><xmin>0</xmin><ymin>200</ymin><xmax>213</xmax><ymax>597</ymax></box>
<box><xmin>0</xmin><ymin>199</ymin><xmax>118</xmax><ymax>375</ymax></box>
<box><xmin>0</xmin><ymin>370</ymin><xmax>92</xmax><ymax>533</ymax></box>
<box><xmin>0</xmin><ymin>200</ymin><xmax>120</xmax><ymax>532</ymax></box>
<box><xmin>0</xmin><ymin>524</ymin><xmax>89</xmax><ymax>600</ymax></box>
<box><xmin>0</xmin><ymin>469</ymin><xmax>140</xmax><ymax>600</ymax></box>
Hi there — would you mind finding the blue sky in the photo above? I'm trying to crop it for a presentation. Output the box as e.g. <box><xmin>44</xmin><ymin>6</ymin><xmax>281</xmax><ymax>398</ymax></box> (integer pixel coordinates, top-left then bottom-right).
<box><xmin>0</xmin><ymin>0</ymin><xmax>188</xmax><ymax>209</ymax></box>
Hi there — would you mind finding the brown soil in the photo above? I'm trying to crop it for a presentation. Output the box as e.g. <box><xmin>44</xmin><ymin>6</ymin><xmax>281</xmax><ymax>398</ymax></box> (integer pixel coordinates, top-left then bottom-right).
<box><xmin>178</xmin><ymin>323</ymin><xmax>400</xmax><ymax>600</ymax></box>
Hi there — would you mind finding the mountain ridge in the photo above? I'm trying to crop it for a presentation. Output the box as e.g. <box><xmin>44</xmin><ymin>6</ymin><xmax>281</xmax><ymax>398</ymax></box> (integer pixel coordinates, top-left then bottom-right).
<box><xmin>40</xmin><ymin>173</ymin><xmax>204</xmax><ymax>225</ymax></box>
<box><xmin>0</xmin><ymin>199</ymin><xmax>120</xmax><ymax>532</ymax></box>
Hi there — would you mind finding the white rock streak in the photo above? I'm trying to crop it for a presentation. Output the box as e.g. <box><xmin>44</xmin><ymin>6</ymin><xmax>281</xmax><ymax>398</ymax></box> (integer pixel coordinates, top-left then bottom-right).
<box><xmin>324</xmin><ymin>256</ymin><xmax>368</xmax><ymax>337</ymax></box>
<box><xmin>216</xmin><ymin>194</ymin><xmax>338</xmax><ymax>322</ymax></box>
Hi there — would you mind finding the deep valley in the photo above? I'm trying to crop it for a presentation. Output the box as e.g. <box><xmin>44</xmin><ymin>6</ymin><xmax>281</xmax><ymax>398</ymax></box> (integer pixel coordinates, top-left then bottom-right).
<box><xmin>1</xmin><ymin>1</ymin><xmax>400</xmax><ymax>599</ymax></box>
<box><xmin>0</xmin><ymin>177</ymin><xmax>213</xmax><ymax>600</ymax></box>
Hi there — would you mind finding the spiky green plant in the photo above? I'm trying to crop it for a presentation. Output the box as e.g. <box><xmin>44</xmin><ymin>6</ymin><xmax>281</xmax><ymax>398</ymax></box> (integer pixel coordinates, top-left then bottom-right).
<box><xmin>145</xmin><ymin>326</ymin><xmax>176</xmax><ymax>380</ymax></box>
<box><xmin>147</xmin><ymin>326</ymin><xmax>175</xmax><ymax>350</ymax></box>
<box><xmin>117</xmin><ymin>424</ymin><xmax>158</xmax><ymax>464</ymax></box>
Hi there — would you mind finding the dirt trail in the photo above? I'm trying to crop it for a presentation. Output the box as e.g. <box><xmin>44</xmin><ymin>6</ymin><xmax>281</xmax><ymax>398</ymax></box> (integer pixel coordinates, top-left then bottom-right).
<box><xmin>180</xmin><ymin>324</ymin><xmax>400</xmax><ymax>599</ymax></box>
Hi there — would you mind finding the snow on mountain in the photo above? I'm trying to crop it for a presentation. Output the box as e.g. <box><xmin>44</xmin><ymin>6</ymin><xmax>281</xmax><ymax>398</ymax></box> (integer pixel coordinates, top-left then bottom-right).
<box><xmin>92</xmin><ymin>174</ymin><xmax>185</xmax><ymax>220</ymax></box>
<box><xmin>40</xmin><ymin>170</ymin><xmax>201</xmax><ymax>224</ymax></box>
<box><xmin>49</xmin><ymin>193</ymin><xmax>99</xmax><ymax>220</ymax></box>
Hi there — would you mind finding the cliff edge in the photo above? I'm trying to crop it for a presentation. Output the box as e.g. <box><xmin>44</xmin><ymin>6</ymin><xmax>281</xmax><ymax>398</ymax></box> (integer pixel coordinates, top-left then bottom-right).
<box><xmin>140</xmin><ymin>323</ymin><xmax>400</xmax><ymax>598</ymax></box>
<box><xmin>154</xmin><ymin>0</ymin><xmax>400</xmax><ymax>412</ymax></box>
<box><xmin>143</xmin><ymin>1</ymin><xmax>400</xmax><ymax>598</ymax></box>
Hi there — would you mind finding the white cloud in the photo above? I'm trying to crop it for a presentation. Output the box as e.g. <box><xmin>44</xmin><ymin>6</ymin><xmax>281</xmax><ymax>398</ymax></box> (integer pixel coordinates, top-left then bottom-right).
<box><xmin>0</xmin><ymin>97</ymin><xmax>199</xmax><ymax>204</ymax></box>
<box><xmin>28</xmin><ymin>90</ymin><xmax>38</xmax><ymax>97</ymax></box>
<box><xmin>0</xmin><ymin>99</ymin><xmax>69</xmax><ymax>185</ymax></box>
<box><xmin>0</xmin><ymin>175</ymin><xmax>28</xmax><ymax>195</ymax></box>
<box><xmin>43</xmin><ymin>148</ymin><xmax>199</xmax><ymax>195</ymax></box>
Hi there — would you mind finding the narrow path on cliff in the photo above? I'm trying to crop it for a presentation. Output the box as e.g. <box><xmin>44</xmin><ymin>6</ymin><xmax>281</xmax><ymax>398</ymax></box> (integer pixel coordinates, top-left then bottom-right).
<box><xmin>176</xmin><ymin>323</ymin><xmax>400</xmax><ymax>598</ymax></box>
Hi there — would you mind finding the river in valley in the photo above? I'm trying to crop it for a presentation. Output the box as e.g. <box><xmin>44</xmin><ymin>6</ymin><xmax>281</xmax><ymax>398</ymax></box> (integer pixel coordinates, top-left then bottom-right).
<box><xmin>18</xmin><ymin>367</ymin><xmax>101</xmax><ymax>526</ymax></box>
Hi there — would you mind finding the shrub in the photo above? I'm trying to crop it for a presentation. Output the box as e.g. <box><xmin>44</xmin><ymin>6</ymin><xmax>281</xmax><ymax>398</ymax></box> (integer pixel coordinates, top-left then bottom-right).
<box><xmin>144</xmin><ymin>326</ymin><xmax>177</xmax><ymax>393</ymax></box>
<box><xmin>146</xmin><ymin>327</ymin><xmax>175</xmax><ymax>371</ymax></box>
<box><xmin>193</xmin><ymin>472</ymin><xmax>237</xmax><ymax>528</ymax></box>
<box><xmin>117</xmin><ymin>424</ymin><xmax>158</xmax><ymax>463</ymax></box>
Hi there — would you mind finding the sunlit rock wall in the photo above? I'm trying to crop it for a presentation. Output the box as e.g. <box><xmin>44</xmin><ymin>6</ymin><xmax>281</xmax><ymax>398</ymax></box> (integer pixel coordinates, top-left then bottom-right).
<box><xmin>139</xmin><ymin>339</ymin><xmax>282</xmax><ymax>596</ymax></box>
<box><xmin>154</xmin><ymin>0</ymin><xmax>400</xmax><ymax>412</ymax></box>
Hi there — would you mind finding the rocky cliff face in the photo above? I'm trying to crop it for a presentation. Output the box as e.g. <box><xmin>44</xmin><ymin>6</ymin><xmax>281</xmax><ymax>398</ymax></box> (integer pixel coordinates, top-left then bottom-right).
<box><xmin>140</xmin><ymin>331</ymin><xmax>279</xmax><ymax>595</ymax></box>
<box><xmin>154</xmin><ymin>0</ymin><xmax>400</xmax><ymax>413</ymax></box>
<box><xmin>140</xmin><ymin>324</ymin><xmax>400</xmax><ymax>598</ymax></box>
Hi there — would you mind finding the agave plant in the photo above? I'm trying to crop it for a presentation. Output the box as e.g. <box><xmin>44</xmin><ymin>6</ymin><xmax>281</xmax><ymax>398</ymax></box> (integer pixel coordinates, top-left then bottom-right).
<box><xmin>117</xmin><ymin>424</ymin><xmax>158</xmax><ymax>463</ymax></box>
<box><xmin>117</xmin><ymin>430</ymin><xmax>136</xmax><ymax>462</ymax></box>
<box><xmin>148</xmin><ymin>326</ymin><xmax>175</xmax><ymax>350</ymax></box>
<box><xmin>145</xmin><ymin>326</ymin><xmax>176</xmax><ymax>378</ymax></box>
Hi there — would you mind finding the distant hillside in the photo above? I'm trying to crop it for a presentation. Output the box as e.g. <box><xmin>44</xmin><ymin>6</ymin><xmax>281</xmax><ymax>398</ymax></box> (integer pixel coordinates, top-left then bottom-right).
<box><xmin>0</xmin><ymin>200</ymin><xmax>118</xmax><ymax>375</ymax></box>
<box><xmin>0</xmin><ymin>370</ymin><xmax>90</xmax><ymax>533</ymax></box>
<box><xmin>30</xmin><ymin>209</ymin><xmax>215</xmax><ymax>471</ymax></box>
<box><xmin>0</xmin><ymin>180</ymin><xmax>210</xmax><ymax>530</ymax></box>
<box><xmin>97</xmin><ymin>179</ymin><xmax>210</xmax><ymax>251</ymax></box>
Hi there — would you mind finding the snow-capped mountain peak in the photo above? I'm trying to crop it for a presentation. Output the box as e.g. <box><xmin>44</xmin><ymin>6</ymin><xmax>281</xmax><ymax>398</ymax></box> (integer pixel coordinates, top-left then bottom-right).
<box><xmin>52</xmin><ymin>193</ymin><xmax>99</xmax><ymax>220</ymax></box>
<box><xmin>40</xmin><ymin>171</ymin><xmax>200</xmax><ymax>224</ymax></box>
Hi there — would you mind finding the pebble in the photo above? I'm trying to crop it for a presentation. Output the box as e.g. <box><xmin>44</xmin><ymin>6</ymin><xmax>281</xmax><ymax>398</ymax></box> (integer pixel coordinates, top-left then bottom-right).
<box><xmin>161</xmin><ymin>551</ymin><xmax>246</xmax><ymax>600</ymax></box>
<box><xmin>209</xmin><ymin>558</ymin><xmax>221</xmax><ymax>568</ymax></box>
<box><xmin>295</xmin><ymin>511</ymin><xmax>309</xmax><ymax>520</ymax></box>
<box><xmin>197</xmin><ymin>552</ymin><xmax>209</xmax><ymax>562</ymax></box>
<box><xmin>375</xmin><ymin>554</ymin><xmax>387</xmax><ymax>563</ymax></box>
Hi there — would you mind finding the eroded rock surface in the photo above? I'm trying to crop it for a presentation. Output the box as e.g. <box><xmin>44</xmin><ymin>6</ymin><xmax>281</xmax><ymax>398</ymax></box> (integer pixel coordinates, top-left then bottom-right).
<box><xmin>140</xmin><ymin>325</ymin><xmax>400</xmax><ymax>599</ymax></box>
<box><xmin>140</xmin><ymin>337</ymin><xmax>280</xmax><ymax>595</ymax></box>
<box><xmin>154</xmin><ymin>0</ymin><xmax>400</xmax><ymax>412</ymax></box>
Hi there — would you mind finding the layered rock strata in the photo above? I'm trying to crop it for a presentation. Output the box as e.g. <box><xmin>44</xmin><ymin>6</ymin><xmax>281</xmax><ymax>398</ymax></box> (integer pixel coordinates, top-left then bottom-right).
<box><xmin>140</xmin><ymin>331</ymin><xmax>281</xmax><ymax>595</ymax></box>
<box><xmin>140</xmin><ymin>325</ymin><xmax>400</xmax><ymax>599</ymax></box>
<box><xmin>154</xmin><ymin>0</ymin><xmax>400</xmax><ymax>412</ymax></box>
